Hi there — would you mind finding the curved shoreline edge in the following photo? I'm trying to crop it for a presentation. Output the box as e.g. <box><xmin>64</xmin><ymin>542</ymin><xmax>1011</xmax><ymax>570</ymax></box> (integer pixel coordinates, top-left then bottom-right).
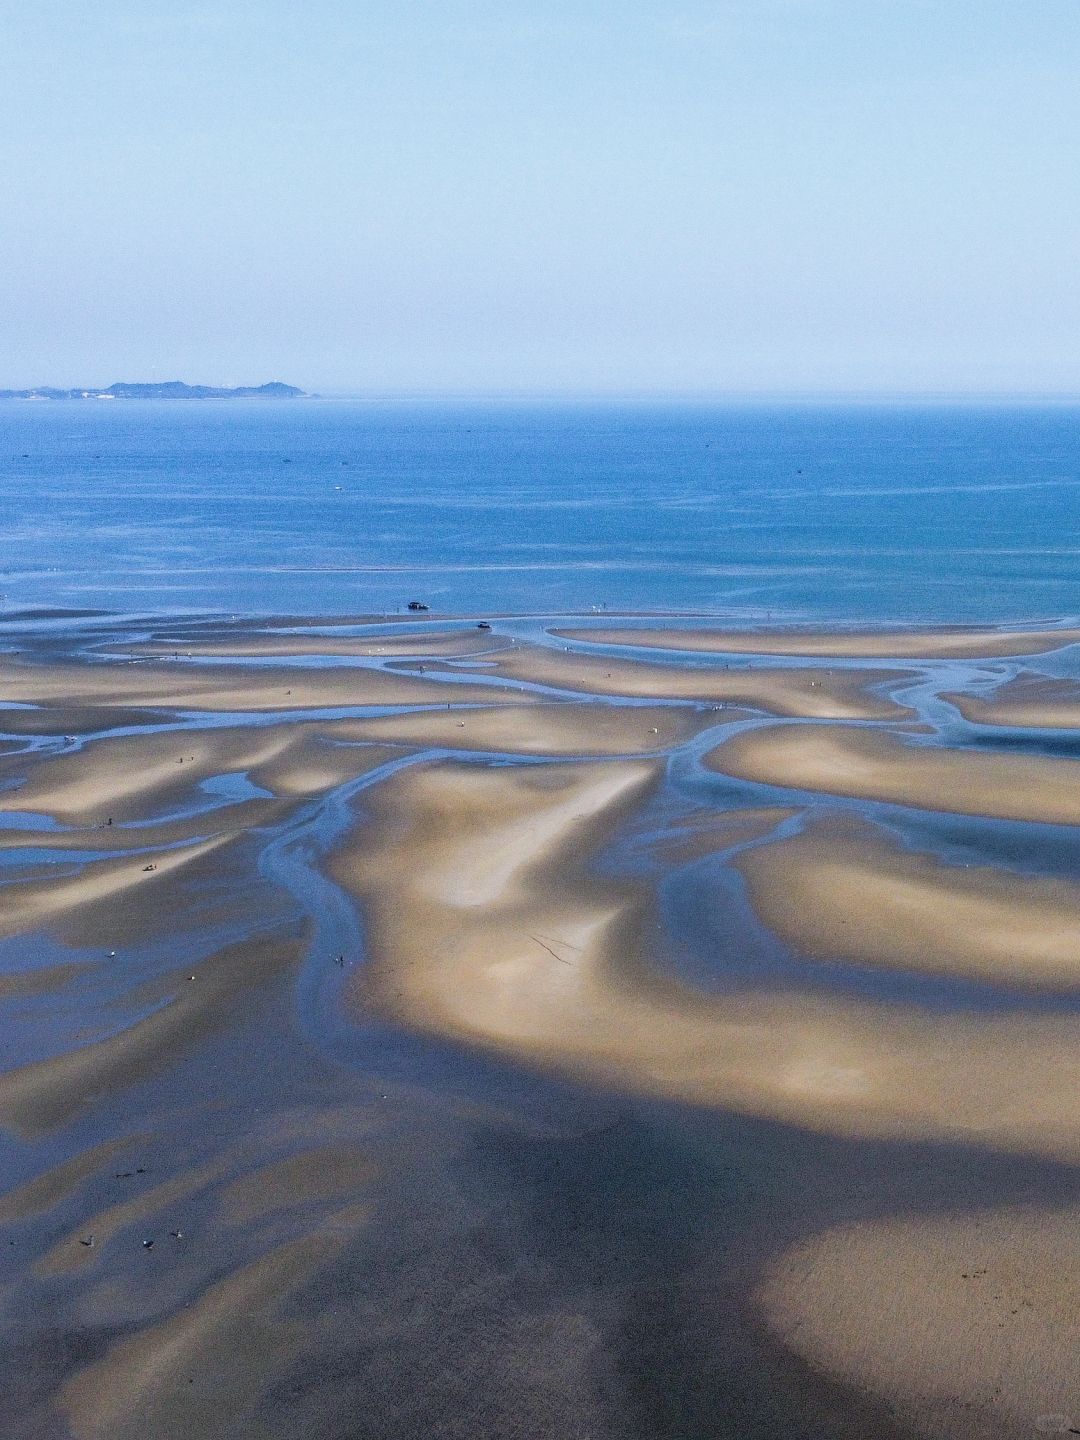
<box><xmin>1</xmin><ymin>611</ymin><xmax>1079</xmax><ymax>1440</ymax></box>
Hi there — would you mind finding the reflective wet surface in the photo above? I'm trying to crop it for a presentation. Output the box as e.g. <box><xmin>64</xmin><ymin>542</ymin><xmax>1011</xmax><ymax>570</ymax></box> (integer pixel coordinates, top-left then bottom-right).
<box><xmin>0</xmin><ymin>612</ymin><xmax>1078</xmax><ymax>1439</ymax></box>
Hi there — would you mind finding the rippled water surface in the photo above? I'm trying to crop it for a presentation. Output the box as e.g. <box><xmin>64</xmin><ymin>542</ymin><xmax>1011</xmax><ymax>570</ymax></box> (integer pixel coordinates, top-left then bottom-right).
<box><xmin>2</xmin><ymin>405</ymin><xmax>1080</xmax><ymax>1440</ymax></box>
<box><xmin>2</xmin><ymin>398</ymin><xmax>1078</xmax><ymax>620</ymax></box>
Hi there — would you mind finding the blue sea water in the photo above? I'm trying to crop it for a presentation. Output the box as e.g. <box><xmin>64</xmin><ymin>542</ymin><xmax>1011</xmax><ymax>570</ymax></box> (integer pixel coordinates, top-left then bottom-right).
<box><xmin>1</xmin><ymin>397</ymin><xmax>1078</xmax><ymax>622</ymax></box>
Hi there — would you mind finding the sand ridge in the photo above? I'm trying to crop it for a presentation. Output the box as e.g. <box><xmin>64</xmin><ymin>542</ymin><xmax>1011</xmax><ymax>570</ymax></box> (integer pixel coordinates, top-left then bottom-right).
<box><xmin>736</xmin><ymin>815</ymin><xmax>1080</xmax><ymax>987</ymax></box>
<box><xmin>707</xmin><ymin>722</ymin><xmax>1080</xmax><ymax>825</ymax></box>
<box><xmin>0</xmin><ymin>835</ymin><xmax>235</xmax><ymax>940</ymax></box>
<box><xmin>946</xmin><ymin>673</ymin><xmax>1080</xmax><ymax>729</ymax></box>
<box><xmin>334</xmin><ymin>757</ymin><xmax>1080</xmax><ymax>1161</ymax></box>
<box><xmin>0</xmin><ymin>704</ymin><xmax>174</xmax><ymax>735</ymax></box>
<box><xmin>0</xmin><ymin>930</ymin><xmax>304</xmax><ymax>1134</ymax></box>
<box><xmin>407</xmin><ymin>642</ymin><xmax>916</xmax><ymax>720</ymax></box>
<box><xmin>0</xmin><ymin>652</ymin><xmax>535</xmax><ymax>714</ymax></box>
<box><xmin>757</xmin><ymin>1204</ymin><xmax>1080</xmax><ymax>1440</ymax></box>
<box><xmin>0</xmin><ymin>725</ymin><xmax>299</xmax><ymax>823</ymax></box>
<box><xmin>554</xmin><ymin>623</ymin><xmax>1080</xmax><ymax>659</ymax></box>
<box><xmin>334</xmin><ymin>757</ymin><xmax>660</xmax><ymax>1044</ymax></box>
<box><xmin>58</xmin><ymin>1226</ymin><xmax>358</xmax><ymax>1440</ymax></box>
<box><xmin>129</xmin><ymin>627</ymin><xmax>515</xmax><ymax>660</ymax></box>
<box><xmin>328</xmin><ymin>701</ymin><xmax>724</xmax><ymax>757</ymax></box>
<box><xmin>0</xmin><ymin>798</ymin><xmax>294</xmax><ymax>853</ymax></box>
<box><xmin>0</xmin><ymin>723</ymin><xmax>405</xmax><ymax>825</ymax></box>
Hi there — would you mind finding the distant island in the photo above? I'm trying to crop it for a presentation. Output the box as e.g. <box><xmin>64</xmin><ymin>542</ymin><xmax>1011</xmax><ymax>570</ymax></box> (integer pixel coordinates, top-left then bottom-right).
<box><xmin>0</xmin><ymin>381</ymin><xmax>308</xmax><ymax>400</ymax></box>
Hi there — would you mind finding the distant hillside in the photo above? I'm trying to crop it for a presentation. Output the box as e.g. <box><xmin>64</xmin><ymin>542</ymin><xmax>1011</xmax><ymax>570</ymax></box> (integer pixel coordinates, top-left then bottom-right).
<box><xmin>0</xmin><ymin>381</ymin><xmax>308</xmax><ymax>400</ymax></box>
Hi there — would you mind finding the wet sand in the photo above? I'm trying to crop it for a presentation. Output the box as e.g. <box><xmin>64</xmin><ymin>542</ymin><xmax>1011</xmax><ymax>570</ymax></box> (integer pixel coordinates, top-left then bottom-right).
<box><xmin>707</xmin><ymin>722</ymin><xmax>1080</xmax><ymax>825</ymax></box>
<box><xmin>735</xmin><ymin>816</ymin><xmax>1080</xmax><ymax>987</ymax></box>
<box><xmin>330</xmin><ymin>700</ymin><xmax>724</xmax><ymax>757</ymax></box>
<box><xmin>0</xmin><ymin>723</ymin><xmax>401</xmax><ymax>824</ymax></box>
<box><xmin>0</xmin><ymin>652</ymin><xmax>532</xmax><ymax>713</ymax></box>
<box><xmin>131</xmin><ymin>627</ymin><xmax>515</xmax><ymax>660</ymax></box>
<box><xmin>555</xmin><ymin>623</ymin><xmax>1080</xmax><ymax>659</ymax></box>
<box><xmin>0</xmin><ymin>928</ymin><xmax>306</xmax><ymax>1134</ymax></box>
<box><xmin>758</xmin><ymin>1204</ymin><xmax>1080</xmax><ymax>1440</ymax></box>
<box><xmin>0</xmin><ymin>724</ymin><xmax>300</xmax><ymax>823</ymax></box>
<box><xmin>946</xmin><ymin>673</ymin><xmax>1080</xmax><ymax>729</ymax></box>
<box><xmin>335</xmin><ymin>757</ymin><xmax>1080</xmax><ymax>1161</ymax></box>
<box><xmin>2</xmin><ymin>613</ymin><xmax>1079</xmax><ymax>1440</ymax></box>
<box><xmin>417</xmin><ymin>642</ymin><xmax>915</xmax><ymax>719</ymax></box>
<box><xmin>0</xmin><ymin>834</ymin><xmax>235</xmax><ymax>941</ymax></box>
<box><xmin>0</xmin><ymin>798</ymin><xmax>292</xmax><ymax>853</ymax></box>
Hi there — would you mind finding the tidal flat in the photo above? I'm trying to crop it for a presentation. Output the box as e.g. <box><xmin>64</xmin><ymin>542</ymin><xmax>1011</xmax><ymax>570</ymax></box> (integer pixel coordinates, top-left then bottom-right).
<box><xmin>0</xmin><ymin>611</ymin><xmax>1078</xmax><ymax>1440</ymax></box>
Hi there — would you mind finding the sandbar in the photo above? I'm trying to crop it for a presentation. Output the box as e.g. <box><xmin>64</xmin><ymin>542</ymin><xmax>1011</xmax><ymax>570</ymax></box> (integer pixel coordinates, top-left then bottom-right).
<box><xmin>736</xmin><ymin>816</ymin><xmax>1080</xmax><ymax>987</ymax></box>
<box><xmin>0</xmin><ymin>799</ymin><xmax>292</xmax><ymax>853</ymax></box>
<box><xmin>0</xmin><ymin>705</ymin><xmax>172</xmax><ymax>735</ymax></box>
<box><xmin>0</xmin><ymin>724</ymin><xmax>402</xmax><ymax>824</ymax></box>
<box><xmin>60</xmin><ymin>1227</ymin><xmax>357</xmax><ymax>1440</ymax></box>
<box><xmin>0</xmin><ymin>835</ymin><xmax>233</xmax><ymax>940</ymax></box>
<box><xmin>0</xmin><ymin>725</ymin><xmax>298</xmax><ymax>824</ymax></box>
<box><xmin>330</xmin><ymin>701</ymin><xmax>720</xmax><ymax>757</ymax></box>
<box><xmin>554</xmin><ymin>624</ymin><xmax>1080</xmax><ymax>659</ymax></box>
<box><xmin>131</xmin><ymin>627</ymin><xmax>513</xmax><ymax>660</ymax></box>
<box><xmin>0</xmin><ymin>929</ymin><xmax>303</xmax><ymax>1134</ymax></box>
<box><xmin>0</xmin><ymin>653</ymin><xmax>533</xmax><ymax>714</ymax></box>
<box><xmin>946</xmin><ymin>673</ymin><xmax>1080</xmax><ymax>729</ymax></box>
<box><xmin>420</xmin><ymin>643</ymin><xmax>913</xmax><ymax>720</ymax></box>
<box><xmin>758</xmin><ymin>1204</ymin><xmax>1080</xmax><ymax>1440</ymax></box>
<box><xmin>0</xmin><ymin>958</ymin><xmax>98</xmax><ymax>997</ymax></box>
<box><xmin>219</xmin><ymin>1146</ymin><xmax>376</xmax><ymax>1223</ymax></box>
<box><xmin>335</xmin><ymin>758</ymin><xmax>1080</xmax><ymax>1161</ymax></box>
<box><xmin>0</xmin><ymin>1136</ymin><xmax>136</xmax><ymax>1222</ymax></box>
<box><xmin>707</xmin><ymin>723</ymin><xmax>1080</xmax><ymax>825</ymax></box>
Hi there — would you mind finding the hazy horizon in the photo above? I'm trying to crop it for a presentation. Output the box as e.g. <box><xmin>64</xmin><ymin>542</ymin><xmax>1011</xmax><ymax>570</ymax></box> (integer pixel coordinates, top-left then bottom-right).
<box><xmin>4</xmin><ymin>1</ymin><xmax>1079</xmax><ymax>395</ymax></box>
<box><xmin>7</xmin><ymin>384</ymin><xmax>1080</xmax><ymax>405</ymax></box>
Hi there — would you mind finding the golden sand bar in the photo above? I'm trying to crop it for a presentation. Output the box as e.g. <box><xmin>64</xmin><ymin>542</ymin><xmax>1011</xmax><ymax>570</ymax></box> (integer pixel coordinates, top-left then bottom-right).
<box><xmin>0</xmin><ymin>725</ymin><xmax>300</xmax><ymax>823</ymax></box>
<box><xmin>0</xmin><ymin>835</ymin><xmax>232</xmax><ymax>941</ymax></box>
<box><xmin>0</xmin><ymin>654</ymin><xmax>532</xmax><ymax>714</ymax></box>
<box><xmin>330</xmin><ymin>701</ymin><xmax>720</xmax><ymax>757</ymax></box>
<box><xmin>946</xmin><ymin>673</ymin><xmax>1080</xmax><ymax>729</ymax></box>
<box><xmin>736</xmin><ymin>817</ymin><xmax>1080</xmax><ymax>987</ymax></box>
<box><xmin>0</xmin><ymin>723</ymin><xmax>403</xmax><ymax>826</ymax></box>
<box><xmin>707</xmin><ymin>723</ymin><xmax>1080</xmax><ymax>825</ymax></box>
<box><xmin>131</xmin><ymin>628</ymin><xmax>512</xmax><ymax>660</ymax></box>
<box><xmin>336</xmin><ymin>758</ymin><xmax>1080</xmax><ymax>1160</ymax></box>
<box><xmin>423</xmin><ymin>643</ymin><xmax>913</xmax><ymax>720</ymax></box>
<box><xmin>554</xmin><ymin>623</ymin><xmax>1080</xmax><ymax>659</ymax></box>
<box><xmin>0</xmin><ymin>700</ymin><xmax>700</xmax><ymax>832</ymax></box>
<box><xmin>758</xmin><ymin>1205</ymin><xmax>1079</xmax><ymax>1440</ymax></box>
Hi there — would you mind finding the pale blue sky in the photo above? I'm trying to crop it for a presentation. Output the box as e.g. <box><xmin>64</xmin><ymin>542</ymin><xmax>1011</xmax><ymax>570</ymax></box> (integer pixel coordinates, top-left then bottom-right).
<box><xmin>3</xmin><ymin>1</ymin><xmax>1078</xmax><ymax>393</ymax></box>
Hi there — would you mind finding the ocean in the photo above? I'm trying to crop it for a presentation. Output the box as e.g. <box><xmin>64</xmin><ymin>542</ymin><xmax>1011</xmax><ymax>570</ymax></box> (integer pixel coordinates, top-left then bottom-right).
<box><xmin>3</xmin><ymin>398</ymin><xmax>1080</xmax><ymax>1438</ymax></box>
<box><xmin>2</xmin><ymin>396</ymin><xmax>1078</xmax><ymax>621</ymax></box>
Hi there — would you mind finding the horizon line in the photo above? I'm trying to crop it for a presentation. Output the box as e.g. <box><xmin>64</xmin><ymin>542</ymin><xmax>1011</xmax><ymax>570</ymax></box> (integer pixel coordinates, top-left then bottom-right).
<box><xmin>6</xmin><ymin>383</ymin><xmax>1080</xmax><ymax>406</ymax></box>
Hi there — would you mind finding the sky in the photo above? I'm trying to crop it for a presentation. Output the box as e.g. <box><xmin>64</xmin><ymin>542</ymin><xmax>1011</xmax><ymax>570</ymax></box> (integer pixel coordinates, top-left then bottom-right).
<box><xmin>2</xmin><ymin>0</ymin><xmax>1079</xmax><ymax>395</ymax></box>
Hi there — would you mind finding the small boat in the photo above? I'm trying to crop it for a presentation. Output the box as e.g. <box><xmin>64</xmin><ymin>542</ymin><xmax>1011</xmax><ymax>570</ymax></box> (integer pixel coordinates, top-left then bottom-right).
<box><xmin>407</xmin><ymin>600</ymin><xmax>429</xmax><ymax>611</ymax></box>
